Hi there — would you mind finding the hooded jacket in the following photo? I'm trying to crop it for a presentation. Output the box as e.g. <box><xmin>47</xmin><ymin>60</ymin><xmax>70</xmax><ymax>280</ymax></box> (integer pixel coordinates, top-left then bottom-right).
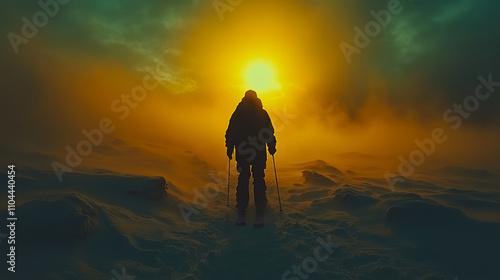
<box><xmin>225</xmin><ymin>96</ymin><xmax>277</xmax><ymax>167</ymax></box>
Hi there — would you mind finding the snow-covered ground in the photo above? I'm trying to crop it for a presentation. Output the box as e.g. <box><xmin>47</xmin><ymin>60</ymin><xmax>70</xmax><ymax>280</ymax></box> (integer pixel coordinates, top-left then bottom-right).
<box><xmin>1</xmin><ymin>140</ymin><xmax>499</xmax><ymax>280</ymax></box>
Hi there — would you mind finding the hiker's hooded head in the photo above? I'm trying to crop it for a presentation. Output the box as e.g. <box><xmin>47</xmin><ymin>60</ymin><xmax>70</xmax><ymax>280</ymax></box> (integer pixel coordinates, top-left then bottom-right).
<box><xmin>241</xmin><ymin>90</ymin><xmax>263</xmax><ymax>109</ymax></box>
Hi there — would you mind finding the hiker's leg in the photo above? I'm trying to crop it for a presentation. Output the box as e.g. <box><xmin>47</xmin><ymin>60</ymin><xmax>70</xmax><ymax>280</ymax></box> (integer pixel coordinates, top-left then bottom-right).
<box><xmin>252</xmin><ymin>164</ymin><xmax>268</xmax><ymax>216</ymax></box>
<box><xmin>236</xmin><ymin>162</ymin><xmax>250</xmax><ymax>215</ymax></box>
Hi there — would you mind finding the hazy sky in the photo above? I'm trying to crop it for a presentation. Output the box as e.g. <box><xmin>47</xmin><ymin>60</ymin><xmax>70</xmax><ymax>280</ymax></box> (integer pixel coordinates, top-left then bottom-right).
<box><xmin>1</xmin><ymin>0</ymin><xmax>499</xmax><ymax>171</ymax></box>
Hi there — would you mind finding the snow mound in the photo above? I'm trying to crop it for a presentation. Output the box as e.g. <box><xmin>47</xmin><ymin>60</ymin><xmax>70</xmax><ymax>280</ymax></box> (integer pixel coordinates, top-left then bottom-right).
<box><xmin>302</xmin><ymin>170</ymin><xmax>337</xmax><ymax>186</ymax></box>
<box><xmin>385</xmin><ymin>198</ymin><xmax>467</xmax><ymax>226</ymax></box>
<box><xmin>16</xmin><ymin>193</ymin><xmax>98</xmax><ymax>244</ymax></box>
<box><xmin>310</xmin><ymin>186</ymin><xmax>379</xmax><ymax>208</ymax></box>
<box><xmin>127</xmin><ymin>176</ymin><xmax>168</xmax><ymax>200</ymax></box>
<box><xmin>303</xmin><ymin>159</ymin><xmax>343</xmax><ymax>175</ymax></box>
<box><xmin>440</xmin><ymin>166</ymin><xmax>499</xmax><ymax>179</ymax></box>
<box><xmin>333</xmin><ymin>186</ymin><xmax>379</xmax><ymax>206</ymax></box>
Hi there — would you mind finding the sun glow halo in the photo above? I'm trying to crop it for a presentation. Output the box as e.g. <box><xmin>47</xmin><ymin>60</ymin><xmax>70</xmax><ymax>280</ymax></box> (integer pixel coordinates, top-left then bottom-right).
<box><xmin>243</xmin><ymin>59</ymin><xmax>281</xmax><ymax>94</ymax></box>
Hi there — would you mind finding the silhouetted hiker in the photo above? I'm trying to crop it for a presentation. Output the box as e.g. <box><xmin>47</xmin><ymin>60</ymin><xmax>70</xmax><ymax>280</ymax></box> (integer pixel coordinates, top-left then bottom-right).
<box><xmin>226</xmin><ymin>90</ymin><xmax>277</xmax><ymax>228</ymax></box>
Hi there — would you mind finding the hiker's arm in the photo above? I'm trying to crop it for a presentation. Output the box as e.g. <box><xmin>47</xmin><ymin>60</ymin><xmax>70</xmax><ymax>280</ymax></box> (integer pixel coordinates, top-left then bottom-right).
<box><xmin>265</xmin><ymin>112</ymin><xmax>277</xmax><ymax>155</ymax></box>
<box><xmin>225</xmin><ymin>112</ymin><xmax>237</xmax><ymax>158</ymax></box>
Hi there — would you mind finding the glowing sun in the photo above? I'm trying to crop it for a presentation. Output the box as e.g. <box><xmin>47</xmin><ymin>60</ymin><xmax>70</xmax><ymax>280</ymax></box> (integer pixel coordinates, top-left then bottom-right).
<box><xmin>243</xmin><ymin>59</ymin><xmax>281</xmax><ymax>93</ymax></box>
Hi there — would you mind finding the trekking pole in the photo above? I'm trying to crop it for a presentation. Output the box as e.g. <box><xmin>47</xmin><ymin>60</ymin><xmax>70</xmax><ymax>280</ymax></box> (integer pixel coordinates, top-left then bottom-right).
<box><xmin>226</xmin><ymin>158</ymin><xmax>231</xmax><ymax>207</ymax></box>
<box><xmin>272</xmin><ymin>155</ymin><xmax>283</xmax><ymax>212</ymax></box>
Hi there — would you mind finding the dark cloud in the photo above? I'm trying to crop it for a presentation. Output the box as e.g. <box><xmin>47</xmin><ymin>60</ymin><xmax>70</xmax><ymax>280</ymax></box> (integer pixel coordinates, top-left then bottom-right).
<box><xmin>1</xmin><ymin>0</ymin><xmax>203</xmax><ymax>77</ymax></box>
<box><xmin>331</xmin><ymin>0</ymin><xmax>500</xmax><ymax>123</ymax></box>
<box><xmin>0</xmin><ymin>0</ymin><xmax>202</xmax><ymax>150</ymax></box>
